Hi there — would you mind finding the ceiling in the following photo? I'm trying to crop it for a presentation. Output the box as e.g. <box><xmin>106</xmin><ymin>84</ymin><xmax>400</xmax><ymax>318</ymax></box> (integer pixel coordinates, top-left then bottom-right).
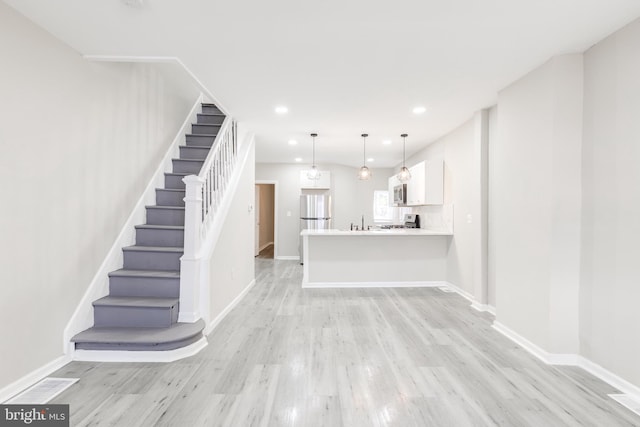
<box><xmin>6</xmin><ymin>0</ymin><xmax>640</xmax><ymax>167</ymax></box>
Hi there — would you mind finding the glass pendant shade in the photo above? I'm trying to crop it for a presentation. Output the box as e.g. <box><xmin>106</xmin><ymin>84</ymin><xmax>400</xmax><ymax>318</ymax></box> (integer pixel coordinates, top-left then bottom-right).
<box><xmin>358</xmin><ymin>165</ymin><xmax>371</xmax><ymax>180</ymax></box>
<box><xmin>307</xmin><ymin>133</ymin><xmax>321</xmax><ymax>180</ymax></box>
<box><xmin>397</xmin><ymin>133</ymin><xmax>411</xmax><ymax>183</ymax></box>
<box><xmin>307</xmin><ymin>165</ymin><xmax>321</xmax><ymax>180</ymax></box>
<box><xmin>398</xmin><ymin>166</ymin><xmax>411</xmax><ymax>183</ymax></box>
<box><xmin>358</xmin><ymin>133</ymin><xmax>371</xmax><ymax>180</ymax></box>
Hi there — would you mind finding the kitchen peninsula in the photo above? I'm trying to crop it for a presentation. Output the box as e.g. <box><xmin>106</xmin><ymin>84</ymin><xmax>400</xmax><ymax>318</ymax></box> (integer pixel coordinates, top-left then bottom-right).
<box><xmin>301</xmin><ymin>228</ymin><xmax>453</xmax><ymax>287</ymax></box>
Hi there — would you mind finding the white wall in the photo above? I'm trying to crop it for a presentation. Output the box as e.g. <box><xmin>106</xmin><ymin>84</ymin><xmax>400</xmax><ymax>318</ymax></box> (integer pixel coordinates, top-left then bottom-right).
<box><xmin>580</xmin><ymin>19</ymin><xmax>640</xmax><ymax>387</ymax></box>
<box><xmin>404</xmin><ymin>119</ymin><xmax>479</xmax><ymax>297</ymax></box>
<box><xmin>255</xmin><ymin>163</ymin><xmax>393</xmax><ymax>258</ymax></box>
<box><xmin>493</xmin><ymin>54</ymin><xmax>583</xmax><ymax>354</ymax></box>
<box><xmin>0</xmin><ymin>4</ymin><xmax>200</xmax><ymax>390</ymax></box>
<box><xmin>487</xmin><ymin>105</ymin><xmax>498</xmax><ymax>307</ymax></box>
<box><xmin>208</xmin><ymin>143</ymin><xmax>256</xmax><ymax>321</ymax></box>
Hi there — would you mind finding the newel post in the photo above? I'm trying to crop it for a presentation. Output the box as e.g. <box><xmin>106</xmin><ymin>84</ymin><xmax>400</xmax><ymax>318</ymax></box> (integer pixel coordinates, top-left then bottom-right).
<box><xmin>179</xmin><ymin>175</ymin><xmax>205</xmax><ymax>323</ymax></box>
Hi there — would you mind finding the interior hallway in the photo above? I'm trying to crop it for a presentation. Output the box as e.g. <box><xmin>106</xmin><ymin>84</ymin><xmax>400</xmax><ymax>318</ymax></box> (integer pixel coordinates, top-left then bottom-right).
<box><xmin>48</xmin><ymin>259</ymin><xmax>639</xmax><ymax>426</ymax></box>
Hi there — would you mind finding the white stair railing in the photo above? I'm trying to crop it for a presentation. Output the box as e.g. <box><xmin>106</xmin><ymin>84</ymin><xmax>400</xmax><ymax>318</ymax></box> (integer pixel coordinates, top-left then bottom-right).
<box><xmin>180</xmin><ymin>116</ymin><xmax>237</xmax><ymax>322</ymax></box>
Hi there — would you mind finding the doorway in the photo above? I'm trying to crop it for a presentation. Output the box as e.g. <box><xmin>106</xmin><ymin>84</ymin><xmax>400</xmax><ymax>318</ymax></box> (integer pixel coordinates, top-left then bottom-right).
<box><xmin>255</xmin><ymin>183</ymin><xmax>276</xmax><ymax>259</ymax></box>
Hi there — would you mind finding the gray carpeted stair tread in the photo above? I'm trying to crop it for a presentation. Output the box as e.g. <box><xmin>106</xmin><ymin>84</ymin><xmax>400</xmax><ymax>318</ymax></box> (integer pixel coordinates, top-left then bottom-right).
<box><xmin>108</xmin><ymin>269</ymin><xmax>180</xmax><ymax>279</ymax></box>
<box><xmin>173</xmin><ymin>158</ymin><xmax>205</xmax><ymax>163</ymax></box>
<box><xmin>135</xmin><ymin>224</ymin><xmax>184</xmax><ymax>230</ymax></box>
<box><xmin>156</xmin><ymin>188</ymin><xmax>186</xmax><ymax>193</ymax></box>
<box><xmin>71</xmin><ymin>320</ymin><xmax>205</xmax><ymax>345</ymax></box>
<box><xmin>122</xmin><ymin>245</ymin><xmax>183</xmax><ymax>253</ymax></box>
<box><xmin>93</xmin><ymin>296</ymin><xmax>178</xmax><ymax>308</ymax></box>
<box><xmin>185</xmin><ymin>133</ymin><xmax>218</xmax><ymax>137</ymax></box>
<box><xmin>146</xmin><ymin>205</ymin><xmax>185</xmax><ymax>211</ymax></box>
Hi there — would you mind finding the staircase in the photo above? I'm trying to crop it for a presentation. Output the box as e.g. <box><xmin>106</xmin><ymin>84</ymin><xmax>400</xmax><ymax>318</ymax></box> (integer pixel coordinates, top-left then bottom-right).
<box><xmin>71</xmin><ymin>103</ymin><xmax>225</xmax><ymax>351</ymax></box>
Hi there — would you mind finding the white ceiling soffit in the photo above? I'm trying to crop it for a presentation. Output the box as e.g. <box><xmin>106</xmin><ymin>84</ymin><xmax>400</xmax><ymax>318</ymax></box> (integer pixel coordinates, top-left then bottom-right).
<box><xmin>6</xmin><ymin>0</ymin><xmax>640</xmax><ymax>167</ymax></box>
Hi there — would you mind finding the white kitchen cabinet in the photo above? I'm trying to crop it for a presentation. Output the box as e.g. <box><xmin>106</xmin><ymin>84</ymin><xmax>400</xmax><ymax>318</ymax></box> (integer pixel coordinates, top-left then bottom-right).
<box><xmin>406</xmin><ymin>160</ymin><xmax>444</xmax><ymax>206</ymax></box>
<box><xmin>300</xmin><ymin>170</ymin><xmax>331</xmax><ymax>189</ymax></box>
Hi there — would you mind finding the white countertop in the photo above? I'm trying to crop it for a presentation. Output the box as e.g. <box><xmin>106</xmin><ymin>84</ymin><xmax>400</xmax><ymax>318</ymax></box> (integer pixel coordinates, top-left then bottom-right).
<box><xmin>301</xmin><ymin>228</ymin><xmax>453</xmax><ymax>236</ymax></box>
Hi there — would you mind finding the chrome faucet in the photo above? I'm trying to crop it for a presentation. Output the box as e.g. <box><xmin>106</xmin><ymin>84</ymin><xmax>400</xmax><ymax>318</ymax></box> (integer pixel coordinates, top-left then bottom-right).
<box><xmin>361</xmin><ymin>215</ymin><xmax>364</xmax><ymax>231</ymax></box>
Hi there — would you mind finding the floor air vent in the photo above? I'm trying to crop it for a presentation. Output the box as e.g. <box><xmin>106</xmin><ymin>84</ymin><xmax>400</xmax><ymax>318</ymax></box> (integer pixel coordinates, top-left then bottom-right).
<box><xmin>5</xmin><ymin>378</ymin><xmax>79</xmax><ymax>404</ymax></box>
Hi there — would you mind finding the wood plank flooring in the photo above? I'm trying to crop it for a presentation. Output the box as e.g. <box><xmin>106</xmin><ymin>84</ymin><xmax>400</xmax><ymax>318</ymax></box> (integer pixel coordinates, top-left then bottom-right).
<box><xmin>50</xmin><ymin>259</ymin><xmax>640</xmax><ymax>426</ymax></box>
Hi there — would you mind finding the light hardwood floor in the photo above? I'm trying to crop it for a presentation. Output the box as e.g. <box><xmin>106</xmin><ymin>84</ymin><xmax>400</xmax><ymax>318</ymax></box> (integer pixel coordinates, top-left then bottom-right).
<box><xmin>50</xmin><ymin>259</ymin><xmax>640</xmax><ymax>426</ymax></box>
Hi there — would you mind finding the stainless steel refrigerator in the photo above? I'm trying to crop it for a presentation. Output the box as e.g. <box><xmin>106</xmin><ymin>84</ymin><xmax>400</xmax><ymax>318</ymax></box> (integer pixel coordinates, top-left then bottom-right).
<box><xmin>299</xmin><ymin>194</ymin><xmax>332</xmax><ymax>263</ymax></box>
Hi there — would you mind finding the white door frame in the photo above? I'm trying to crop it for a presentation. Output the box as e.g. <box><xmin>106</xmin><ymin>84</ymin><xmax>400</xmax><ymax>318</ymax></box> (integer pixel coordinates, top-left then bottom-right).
<box><xmin>255</xmin><ymin>180</ymin><xmax>278</xmax><ymax>258</ymax></box>
<box><xmin>254</xmin><ymin>185</ymin><xmax>261</xmax><ymax>256</ymax></box>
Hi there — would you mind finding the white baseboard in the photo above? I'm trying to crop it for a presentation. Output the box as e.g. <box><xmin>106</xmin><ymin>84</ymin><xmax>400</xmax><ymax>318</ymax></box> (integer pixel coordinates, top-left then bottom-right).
<box><xmin>492</xmin><ymin>320</ymin><xmax>640</xmax><ymax>407</ymax></box>
<box><xmin>579</xmin><ymin>357</ymin><xmax>640</xmax><ymax>402</ymax></box>
<box><xmin>302</xmin><ymin>281</ymin><xmax>446</xmax><ymax>289</ymax></box>
<box><xmin>63</xmin><ymin>94</ymin><xmax>204</xmax><ymax>354</ymax></box>
<box><xmin>444</xmin><ymin>281</ymin><xmax>475</xmax><ymax>303</ymax></box>
<box><xmin>0</xmin><ymin>355</ymin><xmax>72</xmax><ymax>404</ymax></box>
<box><xmin>471</xmin><ymin>302</ymin><xmax>496</xmax><ymax>315</ymax></box>
<box><xmin>275</xmin><ymin>256</ymin><xmax>300</xmax><ymax>261</ymax></box>
<box><xmin>443</xmin><ymin>281</ymin><xmax>496</xmax><ymax>316</ymax></box>
<box><xmin>492</xmin><ymin>321</ymin><xmax>579</xmax><ymax>365</ymax></box>
<box><xmin>72</xmin><ymin>337</ymin><xmax>208</xmax><ymax>363</ymax></box>
<box><xmin>204</xmin><ymin>279</ymin><xmax>257</xmax><ymax>336</ymax></box>
<box><xmin>609</xmin><ymin>394</ymin><xmax>640</xmax><ymax>417</ymax></box>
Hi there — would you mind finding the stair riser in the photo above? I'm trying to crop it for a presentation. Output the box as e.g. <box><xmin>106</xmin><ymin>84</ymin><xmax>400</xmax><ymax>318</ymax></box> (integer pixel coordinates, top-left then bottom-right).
<box><xmin>109</xmin><ymin>276</ymin><xmax>180</xmax><ymax>298</ymax></box>
<box><xmin>136</xmin><ymin>228</ymin><xmax>184</xmax><ymax>247</ymax></box>
<box><xmin>156</xmin><ymin>189</ymin><xmax>185</xmax><ymax>206</ymax></box>
<box><xmin>197</xmin><ymin>114</ymin><xmax>225</xmax><ymax>125</ymax></box>
<box><xmin>191</xmin><ymin>124</ymin><xmax>221</xmax><ymax>135</ymax></box>
<box><xmin>123</xmin><ymin>250</ymin><xmax>182</xmax><ymax>271</ymax></box>
<box><xmin>186</xmin><ymin>134</ymin><xmax>215</xmax><ymax>147</ymax></box>
<box><xmin>75</xmin><ymin>334</ymin><xmax>201</xmax><ymax>351</ymax></box>
<box><xmin>94</xmin><ymin>305</ymin><xmax>178</xmax><ymax>328</ymax></box>
<box><xmin>179</xmin><ymin>146</ymin><xmax>210</xmax><ymax>160</ymax></box>
<box><xmin>146</xmin><ymin>208</ymin><xmax>185</xmax><ymax>226</ymax></box>
<box><xmin>173</xmin><ymin>159</ymin><xmax>204</xmax><ymax>174</ymax></box>
<box><xmin>202</xmin><ymin>105</ymin><xmax>223</xmax><ymax>114</ymax></box>
<box><xmin>164</xmin><ymin>174</ymin><xmax>186</xmax><ymax>189</ymax></box>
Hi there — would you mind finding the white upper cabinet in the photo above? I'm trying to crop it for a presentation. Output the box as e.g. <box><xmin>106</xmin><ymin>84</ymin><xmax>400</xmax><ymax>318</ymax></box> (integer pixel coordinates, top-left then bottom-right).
<box><xmin>300</xmin><ymin>170</ymin><xmax>331</xmax><ymax>189</ymax></box>
<box><xmin>406</xmin><ymin>160</ymin><xmax>444</xmax><ymax>206</ymax></box>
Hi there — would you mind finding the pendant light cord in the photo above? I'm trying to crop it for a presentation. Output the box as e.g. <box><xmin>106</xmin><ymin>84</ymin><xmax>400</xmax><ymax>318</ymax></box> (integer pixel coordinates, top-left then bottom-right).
<box><xmin>403</xmin><ymin>136</ymin><xmax>406</xmax><ymax>168</ymax></box>
<box><xmin>361</xmin><ymin>133</ymin><xmax>369</xmax><ymax>166</ymax></box>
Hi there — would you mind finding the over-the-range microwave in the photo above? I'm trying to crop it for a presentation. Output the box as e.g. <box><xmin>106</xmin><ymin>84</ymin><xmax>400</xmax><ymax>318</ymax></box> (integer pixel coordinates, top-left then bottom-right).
<box><xmin>393</xmin><ymin>184</ymin><xmax>407</xmax><ymax>205</ymax></box>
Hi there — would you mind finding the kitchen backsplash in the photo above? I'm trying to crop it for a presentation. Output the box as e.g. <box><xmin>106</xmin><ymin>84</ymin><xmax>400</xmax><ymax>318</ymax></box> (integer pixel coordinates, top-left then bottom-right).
<box><xmin>411</xmin><ymin>204</ymin><xmax>454</xmax><ymax>232</ymax></box>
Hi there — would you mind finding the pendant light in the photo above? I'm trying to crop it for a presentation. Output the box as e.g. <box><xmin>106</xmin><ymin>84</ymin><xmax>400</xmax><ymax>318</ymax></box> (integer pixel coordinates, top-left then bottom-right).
<box><xmin>358</xmin><ymin>133</ymin><xmax>371</xmax><ymax>180</ymax></box>
<box><xmin>397</xmin><ymin>133</ymin><xmax>411</xmax><ymax>183</ymax></box>
<box><xmin>307</xmin><ymin>133</ymin><xmax>321</xmax><ymax>180</ymax></box>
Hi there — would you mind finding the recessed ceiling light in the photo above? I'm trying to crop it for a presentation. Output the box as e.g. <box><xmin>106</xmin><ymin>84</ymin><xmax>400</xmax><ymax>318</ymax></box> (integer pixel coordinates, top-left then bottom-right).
<box><xmin>288</xmin><ymin>139</ymin><xmax>298</xmax><ymax>146</ymax></box>
<box><xmin>367</xmin><ymin>158</ymin><xmax>375</xmax><ymax>162</ymax></box>
<box><xmin>382</xmin><ymin>140</ymin><xmax>392</xmax><ymax>145</ymax></box>
<box><xmin>412</xmin><ymin>106</ymin><xmax>427</xmax><ymax>115</ymax></box>
<box><xmin>275</xmin><ymin>106</ymin><xmax>288</xmax><ymax>114</ymax></box>
<box><xmin>294</xmin><ymin>157</ymin><xmax>302</xmax><ymax>162</ymax></box>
